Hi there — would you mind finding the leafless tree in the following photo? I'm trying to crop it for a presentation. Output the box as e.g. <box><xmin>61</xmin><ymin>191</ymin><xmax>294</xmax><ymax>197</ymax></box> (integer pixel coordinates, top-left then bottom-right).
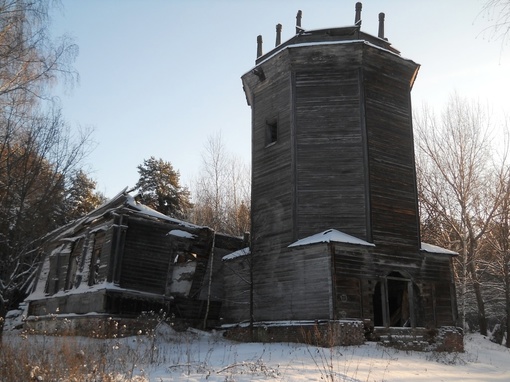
<box><xmin>475</xmin><ymin>126</ymin><xmax>510</xmax><ymax>347</ymax></box>
<box><xmin>0</xmin><ymin>0</ymin><xmax>78</xmax><ymax>105</ymax></box>
<box><xmin>0</xmin><ymin>105</ymin><xmax>93</xmax><ymax>321</ymax></box>
<box><xmin>0</xmin><ymin>0</ymin><xmax>84</xmax><ymax>325</ymax></box>
<box><xmin>481</xmin><ymin>0</ymin><xmax>510</xmax><ymax>47</ymax></box>
<box><xmin>190</xmin><ymin>132</ymin><xmax>251</xmax><ymax>236</ymax></box>
<box><xmin>415</xmin><ymin>94</ymin><xmax>502</xmax><ymax>335</ymax></box>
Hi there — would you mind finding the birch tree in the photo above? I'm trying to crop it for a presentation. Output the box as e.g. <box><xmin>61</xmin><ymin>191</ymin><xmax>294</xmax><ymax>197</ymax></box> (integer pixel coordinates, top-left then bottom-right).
<box><xmin>0</xmin><ymin>0</ymin><xmax>78</xmax><ymax>104</ymax></box>
<box><xmin>415</xmin><ymin>94</ymin><xmax>501</xmax><ymax>335</ymax></box>
<box><xmin>480</xmin><ymin>177</ymin><xmax>510</xmax><ymax>346</ymax></box>
<box><xmin>482</xmin><ymin>0</ymin><xmax>510</xmax><ymax>46</ymax></box>
<box><xmin>190</xmin><ymin>132</ymin><xmax>251</xmax><ymax>236</ymax></box>
<box><xmin>0</xmin><ymin>0</ymin><xmax>83</xmax><ymax>325</ymax></box>
<box><xmin>477</xmin><ymin>130</ymin><xmax>510</xmax><ymax>347</ymax></box>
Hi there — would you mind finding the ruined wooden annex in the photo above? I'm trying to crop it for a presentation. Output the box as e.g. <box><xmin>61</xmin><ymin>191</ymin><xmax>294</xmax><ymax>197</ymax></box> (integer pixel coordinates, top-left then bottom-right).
<box><xmin>24</xmin><ymin>191</ymin><xmax>245</xmax><ymax>334</ymax></box>
<box><xmin>222</xmin><ymin>3</ymin><xmax>462</xmax><ymax>350</ymax></box>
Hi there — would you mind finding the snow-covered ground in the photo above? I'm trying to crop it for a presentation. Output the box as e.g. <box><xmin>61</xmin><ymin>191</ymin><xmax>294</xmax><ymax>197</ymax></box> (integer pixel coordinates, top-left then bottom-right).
<box><xmin>3</xmin><ymin>325</ymin><xmax>510</xmax><ymax>381</ymax></box>
<box><xmin>146</xmin><ymin>328</ymin><xmax>509</xmax><ymax>381</ymax></box>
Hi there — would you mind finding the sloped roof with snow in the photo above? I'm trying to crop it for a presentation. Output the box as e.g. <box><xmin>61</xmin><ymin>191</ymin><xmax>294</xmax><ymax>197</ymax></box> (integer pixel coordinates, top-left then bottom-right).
<box><xmin>420</xmin><ymin>242</ymin><xmax>458</xmax><ymax>256</ymax></box>
<box><xmin>222</xmin><ymin>247</ymin><xmax>250</xmax><ymax>261</ymax></box>
<box><xmin>40</xmin><ymin>189</ymin><xmax>203</xmax><ymax>244</ymax></box>
<box><xmin>288</xmin><ymin>229</ymin><xmax>375</xmax><ymax>248</ymax></box>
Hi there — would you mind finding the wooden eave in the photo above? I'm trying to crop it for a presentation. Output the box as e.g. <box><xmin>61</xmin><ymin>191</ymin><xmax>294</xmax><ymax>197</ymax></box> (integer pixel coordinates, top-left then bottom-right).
<box><xmin>242</xmin><ymin>27</ymin><xmax>419</xmax><ymax>105</ymax></box>
<box><xmin>255</xmin><ymin>26</ymin><xmax>399</xmax><ymax>65</ymax></box>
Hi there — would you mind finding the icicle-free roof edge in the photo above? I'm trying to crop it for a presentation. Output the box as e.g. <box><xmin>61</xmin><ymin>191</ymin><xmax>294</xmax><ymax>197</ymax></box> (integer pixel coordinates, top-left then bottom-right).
<box><xmin>420</xmin><ymin>242</ymin><xmax>458</xmax><ymax>256</ymax></box>
<box><xmin>223</xmin><ymin>247</ymin><xmax>250</xmax><ymax>261</ymax></box>
<box><xmin>288</xmin><ymin>229</ymin><xmax>374</xmax><ymax>248</ymax></box>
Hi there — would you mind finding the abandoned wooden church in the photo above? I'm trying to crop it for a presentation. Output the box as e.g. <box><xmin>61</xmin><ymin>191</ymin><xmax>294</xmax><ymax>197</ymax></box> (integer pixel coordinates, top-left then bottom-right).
<box><xmin>23</xmin><ymin>191</ymin><xmax>245</xmax><ymax>334</ymax></box>
<box><xmin>222</xmin><ymin>3</ymin><xmax>461</xmax><ymax>349</ymax></box>
<box><xmin>18</xmin><ymin>3</ymin><xmax>461</xmax><ymax>349</ymax></box>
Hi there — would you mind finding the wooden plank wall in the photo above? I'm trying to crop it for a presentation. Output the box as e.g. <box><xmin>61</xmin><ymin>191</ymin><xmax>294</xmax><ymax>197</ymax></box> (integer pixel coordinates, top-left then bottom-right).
<box><xmin>120</xmin><ymin>217</ymin><xmax>213</xmax><ymax>295</ymax></box>
<box><xmin>120</xmin><ymin>216</ymin><xmax>226</xmax><ymax>300</ymax></box>
<box><xmin>294</xmin><ymin>68</ymin><xmax>367</xmax><ymax>240</ymax></box>
<box><xmin>222</xmin><ymin>255</ymin><xmax>251</xmax><ymax>323</ymax></box>
<box><xmin>331</xmin><ymin>244</ymin><xmax>456</xmax><ymax>327</ymax></box>
<box><xmin>250</xmin><ymin>67</ymin><xmax>294</xmax><ymax>255</ymax></box>
<box><xmin>243</xmin><ymin>40</ymin><xmax>451</xmax><ymax>326</ymax></box>
<box><xmin>420</xmin><ymin>254</ymin><xmax>457</xmax><ymax>326</ymax></box>
<box><xmin>252</xmin><ymin>248</ymin><xmax>331</xmax><ymax>321</ymax></box>
<box><xmin>119</xmin><ymin>218</ymin><xmax>170</xmax><ymax>294</ymax></box>
<box><xmin>223</xmin><ymin>245</ymin><xmax>456</xmax><ymax>327</ymax></box>
<box><xmin>362</xmin><ymin>46</ymin><xmax>420</xmax><ymax>250</ymax></box>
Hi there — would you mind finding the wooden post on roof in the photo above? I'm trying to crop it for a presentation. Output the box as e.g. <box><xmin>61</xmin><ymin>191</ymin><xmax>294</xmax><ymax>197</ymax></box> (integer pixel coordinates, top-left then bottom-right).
<box><xmin>378</xmin><ymin>12</ymin><xmax>385</xmax><ymax>39</ymax></box>
<box><xmin>275</xmin><ymin>23</ymin><xmax>282</xmax><ymax>47</ymax></box>
<box><xmin>355</xmin><ymin>2</ymin><xmax>362</xmax><ymax>26</ymax></box>
<box><xmin>256</xmin><ymin>35</ymin><xmax>263</xmax><ymax>58</ymax></box>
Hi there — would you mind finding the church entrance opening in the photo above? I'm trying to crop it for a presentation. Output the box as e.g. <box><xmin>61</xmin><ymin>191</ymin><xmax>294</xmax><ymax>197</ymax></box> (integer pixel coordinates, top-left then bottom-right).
<box><xmin>373</xmin><ymin>271</ymin><xmax>414</xmax><ymax>327</ymax></box>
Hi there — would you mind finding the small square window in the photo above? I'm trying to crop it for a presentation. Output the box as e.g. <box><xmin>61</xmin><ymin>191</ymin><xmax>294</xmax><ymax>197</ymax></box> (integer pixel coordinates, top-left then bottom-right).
<box><xmin>266</xmin><ymin>119</ymin><xmax>278</xmax><ymax>146</ymax></box>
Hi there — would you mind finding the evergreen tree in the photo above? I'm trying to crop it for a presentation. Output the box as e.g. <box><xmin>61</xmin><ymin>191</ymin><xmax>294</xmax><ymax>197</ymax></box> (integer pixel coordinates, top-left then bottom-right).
<box><xmin>64</xmin><ymin>170</ymin><xmax>106</xmax><ymax>222</ymax></box>
<box><xmin>135</xmin><ymin>157</ymin><xmax>192</xmax><ymax>219</ymax></box>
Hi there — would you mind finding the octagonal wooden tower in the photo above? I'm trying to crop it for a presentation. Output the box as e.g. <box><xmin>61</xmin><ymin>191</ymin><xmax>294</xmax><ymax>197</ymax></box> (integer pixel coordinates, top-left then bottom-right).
<box><xmin>224</xmin><ymin>4</ymin><xmax>459</xmax><ymax>346</ymax></box>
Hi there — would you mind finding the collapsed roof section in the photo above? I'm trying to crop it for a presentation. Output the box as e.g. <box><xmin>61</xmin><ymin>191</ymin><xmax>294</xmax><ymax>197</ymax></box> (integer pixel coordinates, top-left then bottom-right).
<box><xmin>25</xmin><ymin>189</ymin><xmax>245</xmax><ymax>329</ymax></box>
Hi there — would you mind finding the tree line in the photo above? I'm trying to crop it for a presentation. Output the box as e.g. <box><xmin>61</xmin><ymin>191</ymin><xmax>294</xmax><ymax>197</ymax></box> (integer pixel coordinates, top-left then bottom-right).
<box><xmin>134</xmin><ymin>133</ymin><xmax>250</xmax><ymax>238</ymax></box>
<box><xmin>416</xmin><ymin>94</ymin><xmax>510</xmax><ymax>347</ymax></box>
<box><xmin>0</xmin><ymin>0</ymin><xmax>87</xmax><ymax>324</ymax></box>
<box><xmin>1</xmin><ymin>0</ymin><xmax>510</xmax><ymax>349</ymax></box>
<box><xmin>0</xmin><ymin>0</ymin><xmax>250</xmax><ymax>326</ymax></box>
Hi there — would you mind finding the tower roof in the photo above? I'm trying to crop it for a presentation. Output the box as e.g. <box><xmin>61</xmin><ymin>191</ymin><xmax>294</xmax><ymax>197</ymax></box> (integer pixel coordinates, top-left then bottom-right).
<box><xmin>256</xmin><ymin>26</ymin><xmax>399</xmax><ymax>65</ymax></box>
<box><xmin>254</xmin><ymin>4</ymin><xmax>402</xmax><ymax>64</ymax></box>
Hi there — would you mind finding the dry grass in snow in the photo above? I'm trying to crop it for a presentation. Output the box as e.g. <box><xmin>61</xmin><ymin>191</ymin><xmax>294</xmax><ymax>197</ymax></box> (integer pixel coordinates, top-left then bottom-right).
<box><xmin>1</xmin><ymin>324</ymin><xmax>510</xmax><ymax>381</ymax></box>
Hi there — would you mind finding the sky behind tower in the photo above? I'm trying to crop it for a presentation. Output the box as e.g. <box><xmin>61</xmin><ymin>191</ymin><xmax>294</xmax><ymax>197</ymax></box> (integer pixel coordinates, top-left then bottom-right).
<box><xmin>50</xmin><ymin>0</ymin><xmax>510</xmax><ymax>198</ymax></box>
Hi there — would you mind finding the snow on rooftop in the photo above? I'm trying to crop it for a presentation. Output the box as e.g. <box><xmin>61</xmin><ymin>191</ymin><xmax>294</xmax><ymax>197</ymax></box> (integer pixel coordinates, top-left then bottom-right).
<box><xmin>222</xmin><ymin>247</ymin><xmax>250</xmax><ymax>261</ymax></box>
<box><xmin>246</xmin><ymin>38</ymin><xmax>405</xmax><ymax>77</ymax></box>
<box><xmin>421</xmin><ymin>242</ymin><xmax>458</xmax><ymax>256</ymax></box>
<box><xmin>288</xmin><ymin>229</ymin><xmax>374</xmax><ymax>248</ymax></box>
<box><xmin>124</xmin><ymin>194</ymin><xmax>200</xmax><ymax>229</ymax></box>
<box><xmin>25</xmin><ymin>280</ymin><xmax>167</xmax><ymax>302</ymax></box>
<box><xmin>167</xmin><ymin>229</ymin><xmax>196</xmax><ymax>239</ymax></box>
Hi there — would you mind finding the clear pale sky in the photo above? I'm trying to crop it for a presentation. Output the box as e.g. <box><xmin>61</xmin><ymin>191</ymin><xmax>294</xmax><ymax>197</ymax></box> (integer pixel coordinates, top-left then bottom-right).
<box><xmin>50</xmin><ymin>0</ymin><xmax>509</xmax><ymax>198</ymax></box>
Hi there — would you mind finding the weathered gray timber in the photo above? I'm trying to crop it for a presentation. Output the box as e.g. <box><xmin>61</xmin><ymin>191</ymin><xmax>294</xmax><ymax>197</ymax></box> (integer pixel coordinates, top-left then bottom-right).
<box><xmin>229</xmin><ymin>5</ymin><xmax>460</xmax><ymax>345</ymax></box>
<box><xmin>24</xmin><ymin>191</ymin><xmax>245</xmax><ymax>332</ymax></box>
<box><xmin>244</xmin><ymin>36</ymin><xmax>420</xmax><ymax>256</ymax></box>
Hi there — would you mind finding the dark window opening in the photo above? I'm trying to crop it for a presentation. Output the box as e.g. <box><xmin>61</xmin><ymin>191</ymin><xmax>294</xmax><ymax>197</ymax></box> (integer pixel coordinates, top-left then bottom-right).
<box><xmin>89</xmin><ymin>231</ymin><xmax>106</xmax><ymax>286</ymax></box>
<box><xmin>173</xmin><ymin>251</ymin><xmax>197</xmax><ymax>264</ymax></box>
<box><xmin>266</xmin><ymin>119</ymin><xmax>278</xmax><ymax>146</ymax></box>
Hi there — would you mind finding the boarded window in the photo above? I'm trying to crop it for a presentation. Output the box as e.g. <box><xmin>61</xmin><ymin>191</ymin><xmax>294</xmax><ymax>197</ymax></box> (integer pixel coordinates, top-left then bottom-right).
<box><xmin>64</xmin><ymin>238</ymin><xmax>84</xmax><ymax>291</ymax></box>
<box><xmin>88</xmin><ymin>231</ymin><xmax>106</xmax><ymax>286</ymax></box>
<box><xmin>44</xmin><ymin>244</ymin><xmax>72</xmax><ymax>295</ymax></box>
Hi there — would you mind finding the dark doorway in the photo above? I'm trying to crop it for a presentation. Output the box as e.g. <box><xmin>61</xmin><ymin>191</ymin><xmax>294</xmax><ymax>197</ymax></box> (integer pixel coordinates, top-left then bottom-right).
<box><xmin>373</xmin><ymin>281</ymin><xmax>384</xmax><ymax>326</ymax></box>
<box><xmin>387</xmin><ymin>277</ymin><xmax>410</xmax><ymax>327</ymax></box>
<box><xmin>372</xmin><ymin>272</ymin><xmax>413</xmax><ymax>327</ymax></box>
